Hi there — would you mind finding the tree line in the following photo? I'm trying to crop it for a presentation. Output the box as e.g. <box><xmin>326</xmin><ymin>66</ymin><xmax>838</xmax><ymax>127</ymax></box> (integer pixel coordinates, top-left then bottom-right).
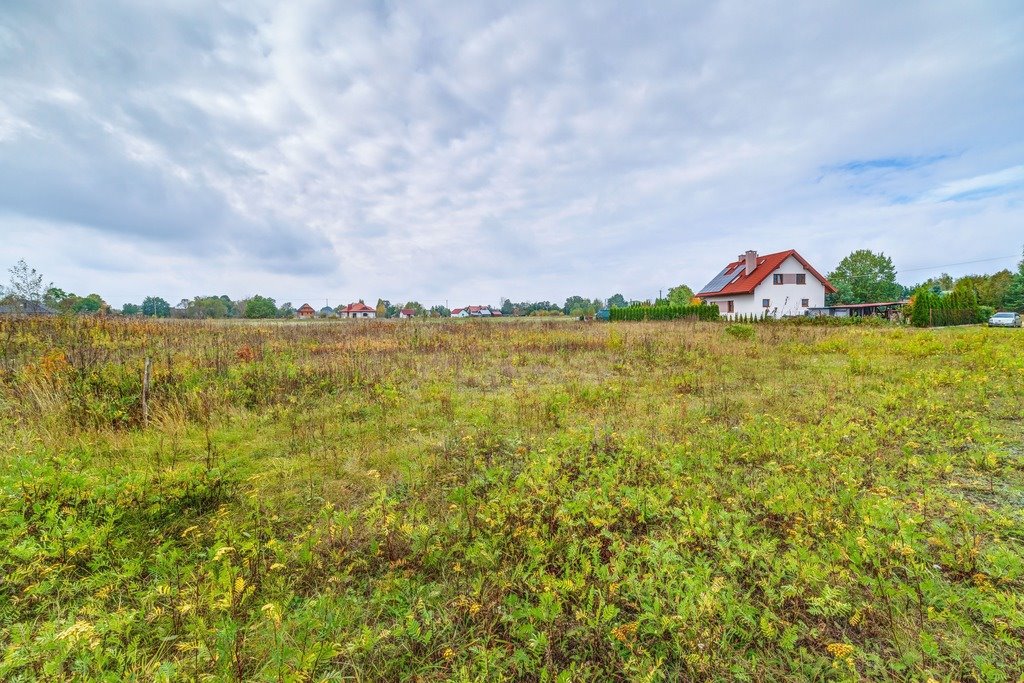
<box><xmin>4</xmin><ymin>248</ymin><xmax>1023</xmax><ymax>320</ymax></box>
<box><xmin>826</xmin><ymin>248</ymin><xmax>1024</xmax><ymax>312</ymax></box>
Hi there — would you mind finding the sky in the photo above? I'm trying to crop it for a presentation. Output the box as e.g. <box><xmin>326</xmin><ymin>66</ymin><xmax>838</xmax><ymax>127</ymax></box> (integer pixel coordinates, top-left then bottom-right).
<box><xmin>1</xmin><ymin>0</ymin><xmax>1022</xmax><ymax>309</ymax></box>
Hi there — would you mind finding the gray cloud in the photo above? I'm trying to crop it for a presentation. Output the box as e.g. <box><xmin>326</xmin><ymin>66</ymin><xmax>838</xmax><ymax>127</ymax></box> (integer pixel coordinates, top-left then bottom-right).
<box><xmin>1</xmin><ymin>0</ymin><xmax>1022</xmax><ymax>305</ymax></box>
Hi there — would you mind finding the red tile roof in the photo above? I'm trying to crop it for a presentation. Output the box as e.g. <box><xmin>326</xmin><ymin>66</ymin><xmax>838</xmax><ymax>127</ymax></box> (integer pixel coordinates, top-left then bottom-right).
<box><xmin>400</xmin><ymin>308</ymin><xmax>415</xmax><ymax>316</ymax></box>
<box><xmin>340</xmin><ymin>302</ymin><xmax>375</xmax><ymax>313</ymax></box>
<box><xmin>696</xmin><ymin>249</ymin><xmax>836</xmax><ymax>297</ymax></box>
<box><xmin>297</xmin><ymin>303</ymin><xmax>315</xmax><ymax>313</ymax></box>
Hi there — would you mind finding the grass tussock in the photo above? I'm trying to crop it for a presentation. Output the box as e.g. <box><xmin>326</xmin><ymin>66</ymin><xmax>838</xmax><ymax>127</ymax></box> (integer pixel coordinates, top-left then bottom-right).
<box><xmin>0</xmin><ymin>316</ymin><xmax>1022</xmax><ymax>681</ymax></box>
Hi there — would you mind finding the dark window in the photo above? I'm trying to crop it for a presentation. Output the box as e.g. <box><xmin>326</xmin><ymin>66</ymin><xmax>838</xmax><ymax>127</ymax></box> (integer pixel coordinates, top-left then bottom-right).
<box><xmin>773</xmin><ymin>274</ymin><xmax>783</xmax><ymax>284</ymax></box>
<box><xmin>801</xmin><ymin>298</ymin><xmax>809</xmax><ymax>307</ymax></box>
<box><xmin>796</xmin><ymin>274</ymin><xmax>806</xmax><ymax>285</ymax></box>
<box><xmin>762</xmin><ymin>299</ymin><xmax>770</xmax><ymax>308</ymax></box>
<box><xmin>727</xmin><ymin>300</ymin><xmax>734</xmax><ymax>313</ymax></box>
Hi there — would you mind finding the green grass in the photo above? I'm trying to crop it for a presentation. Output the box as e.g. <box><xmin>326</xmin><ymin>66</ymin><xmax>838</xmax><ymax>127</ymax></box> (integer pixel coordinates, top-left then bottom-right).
<box><xmin>0</xmin><ymin>317</ymin><xmax>1022</xmax><ymax>681</ymax></box>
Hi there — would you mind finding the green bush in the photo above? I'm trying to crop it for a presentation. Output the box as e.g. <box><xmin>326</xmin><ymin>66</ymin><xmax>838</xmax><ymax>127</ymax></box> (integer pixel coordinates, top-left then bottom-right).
<box><xmin>724</xmin><ymin>323</ymin><xmax>755</xmax><ymax>340</ymax></box>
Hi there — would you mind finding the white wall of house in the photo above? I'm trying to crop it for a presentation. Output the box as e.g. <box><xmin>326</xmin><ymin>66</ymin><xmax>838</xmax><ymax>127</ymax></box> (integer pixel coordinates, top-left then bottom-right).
<box><xmin>703</xmin><ymin>256</ymin><xmax>826</xmax><ymax>317</ymax></box>
<box><xmin>752</xmin><ymin>256</ymin><xmax>826</xmax><ymax>317</ymax></box>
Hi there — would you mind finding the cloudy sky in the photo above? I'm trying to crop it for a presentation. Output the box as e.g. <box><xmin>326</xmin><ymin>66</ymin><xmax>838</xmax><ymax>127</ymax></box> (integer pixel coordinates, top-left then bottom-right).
<box><xmin>1</xmin><ymin>1</ymin><xmax>1022</xmax><ymax>308</ymax></box>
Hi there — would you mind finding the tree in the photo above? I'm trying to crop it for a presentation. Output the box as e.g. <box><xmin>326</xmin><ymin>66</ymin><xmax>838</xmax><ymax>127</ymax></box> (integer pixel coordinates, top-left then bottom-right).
<box><xmin>500</xmin><ymin>299</ymin><xmax>514</xmax><ymax>315</ymax></box>
<box><xmin>45</xmin><ymin>287</ymin><xmax>69</xmax><ymax>309</ymax></box>
<box><xmin>1005</xmin><ymin>247</ymin><xmax>1024</xmax><ymax>312</ymax></box>
<box><xmin>44</xmin><ymin>287</ymin><xmax>81</xmax><ymax>314</ymax></box>
<box><xmin>430</xmin><ymin>305</ymin><xmax>451</xmax><ymax>317</ymax></box>
<box><xmin>607</xmin><ymin>293</ymin><xmax>627</xmax><ymax>309</ymax></box>
<box><xmin>376</xmin><ymin>299</ymin><xmax>388</xmax><ymax>318</ymax></box>
<box><xmin>563</xmin><ymin>295</ymin><xmax>591</xmax><ymax>315</ymax></box>
<box><xmin>827</xmin><ymin>250</ymin><xmax>904</xmax><ymax>305</ymax></box>
<box><xmin>186</xmin><ymin>296</ymin><xmax>229</xmax><ymax>319</ymax></box>
<box><xmin>666</xmin><ymin>284</ymin><xmax>695</xmax><ymax>306</ymax></box>
<box><xmin>6</xmin><ymin>259</ymin><xmax>49</xmax><ymax>305</ymax></box>
<box><xmin>121</xmin><ymin>303</ymin><xmax>142</xmax><ymax>315</ymax></box>
<box><xmin>919</xmin><ymin>273</ymin><xmax>954</xmax><ymax>293</ymax></box>
<box><xmin>953</xmin><ymin>271</ymin><xmax>1014</xmax><ymax>310</ymax></box>
<box><xmin>245</xmin><ymin>295</ymin><xmax>278</xmax><ymax>319</ymax></box>
<box><xmin>277</xmin><ymin>302</ymin><xmax>295</xmax><ymax>318</ymax></box>
<box><xmin>73</xmin><ymin>293</ymin><xmax>105</xmax><ymax>314</ymax></box>
<box><xmin>142</xmin><ymin>296</ymin><xmax>171</xmax><ymax>317</ymax></box>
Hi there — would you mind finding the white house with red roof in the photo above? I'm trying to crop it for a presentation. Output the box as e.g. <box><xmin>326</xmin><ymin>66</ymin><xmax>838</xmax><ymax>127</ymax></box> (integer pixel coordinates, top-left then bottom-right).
<box><xmin>398</xmin><ymin>308</ymin><xmax>416</xmax><ymax>319</ymax></box>
<box><xmin>696</xmin><ymin>249</ymin><xmax>836</xmax><ymax>318</ymax></box>
<box><xmin>338</xmin><ymin>302</ymin><xmax>376</xmax><ymax>318</ymax></box>
<box><xmin>451</xmin><ymin>305</ymin><xmax>493</xmax><ymax>318</ymax></box>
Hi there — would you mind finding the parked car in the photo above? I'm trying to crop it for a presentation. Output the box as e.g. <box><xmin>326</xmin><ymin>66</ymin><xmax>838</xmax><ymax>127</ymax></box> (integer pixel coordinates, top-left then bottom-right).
<box><xmin>988</xmin><ymin>311</ymin><xmax>1022</xmax><ymax>328</ymax></box>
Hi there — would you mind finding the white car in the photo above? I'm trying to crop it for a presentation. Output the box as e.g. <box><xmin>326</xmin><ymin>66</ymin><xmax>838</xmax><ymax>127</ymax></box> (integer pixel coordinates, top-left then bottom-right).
<box><xmin>988</xmin><ymin>311</ymin><xmax>1022</xmax><ymax>328</ymax></box>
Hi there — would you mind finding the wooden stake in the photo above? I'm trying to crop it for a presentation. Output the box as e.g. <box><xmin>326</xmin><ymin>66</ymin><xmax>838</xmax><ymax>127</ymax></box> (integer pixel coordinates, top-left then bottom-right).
<box><xmin>142</xmin><ymin>356</ymin><xmax>152</xmax><ymax>428</ymax></box>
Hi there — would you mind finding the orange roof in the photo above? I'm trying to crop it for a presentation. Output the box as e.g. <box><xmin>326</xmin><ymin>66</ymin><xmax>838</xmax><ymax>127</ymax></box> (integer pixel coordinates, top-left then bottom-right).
<box><xmin>696</xmin><ymin>249</ymin><xmax>836</xmax><ymax>297</ymax></box>
<box><xmin>297</xmin><ymin>303</ymin><xmax>315</xmax><ymax>312</ymax></box>
<box><xmin>340</xmin><ymin>302</ymin><xmax>375</xmax><ymax>313</ymax></box>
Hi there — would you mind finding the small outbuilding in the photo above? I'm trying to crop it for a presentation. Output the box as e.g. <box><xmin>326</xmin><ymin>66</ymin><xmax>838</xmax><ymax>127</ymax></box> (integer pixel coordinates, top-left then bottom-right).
<box><xmin>807</xmin><ymin>301</ymin><xmax>908</xmax><ymax>320</ymax></box>
<box><xmin>0</xmin><ymin>298</ymin><xmax>56</xmax><ymax>315</ymax></box>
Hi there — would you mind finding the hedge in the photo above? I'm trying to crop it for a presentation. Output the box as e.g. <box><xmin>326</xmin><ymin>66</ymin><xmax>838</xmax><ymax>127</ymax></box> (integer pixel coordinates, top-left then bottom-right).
<box><xmin>609</xmin><ymin>304</ymin><xmax>721</xmax><ymax>322</ymax></box>
<box><xmin>908</xmin><ymin>289</ymin><xmax>983</xmax><ymax>327</ymax></box>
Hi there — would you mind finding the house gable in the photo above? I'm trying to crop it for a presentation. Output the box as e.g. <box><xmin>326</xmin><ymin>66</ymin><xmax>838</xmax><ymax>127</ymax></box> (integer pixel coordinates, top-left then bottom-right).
<box><xmin>697</xmin><ymin>249</ymin><xmax>835</xmax><ymax>298</ymax></box>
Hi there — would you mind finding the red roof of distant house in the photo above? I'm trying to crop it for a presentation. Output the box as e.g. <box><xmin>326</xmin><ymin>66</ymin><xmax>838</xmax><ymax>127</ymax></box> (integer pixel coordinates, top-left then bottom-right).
<box><xmin>340</xmin><ymin>302</ymin><xmax>375</xmax><ymax>313</ymax></box>
<box><xmin>451</xmin><ymin>308</ymin><xmax>464</xmax><ymax>314</ymax></box>
<box><xmin>400</xmin><ymin>308</ymin><xmax>415</xmax><ymax>316</ymax></box>
<box><xmin>491</xmin><ymin>311</ymin><xmax>503</xmax><ymax>316</ymax></box>
<box><xmin>696</xmin><ymin>249</ymin><xmax>836</xmax><ymax>297</ymax></box>
<box><xmin>297</xmin><ymin>303</ymin><xmax>315</xmax><ymax>313</ymax></box>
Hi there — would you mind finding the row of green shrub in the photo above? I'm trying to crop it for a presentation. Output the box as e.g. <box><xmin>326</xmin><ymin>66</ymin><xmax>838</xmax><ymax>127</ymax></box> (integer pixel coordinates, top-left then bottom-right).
<box><xmin>724</xmin><ymin>312</ymin><xmax>773</xmax><ymax>324</ymax></box>
<box><xmin>609</xmin><ymin>304</ymin><xmax>721</xmax><ymax>321</ymax></box>
<box><xmin>908</xmin><ymin>289</ymin><xmax>984</xmax><ymax>327</ymax></box>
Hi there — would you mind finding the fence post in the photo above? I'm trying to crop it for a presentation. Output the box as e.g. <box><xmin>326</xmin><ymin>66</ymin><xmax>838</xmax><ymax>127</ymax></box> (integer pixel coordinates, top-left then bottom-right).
<box><xmin>142</xmin><ymin>356</ymin><xmax>152</xmax><ymax>428</ymax></box>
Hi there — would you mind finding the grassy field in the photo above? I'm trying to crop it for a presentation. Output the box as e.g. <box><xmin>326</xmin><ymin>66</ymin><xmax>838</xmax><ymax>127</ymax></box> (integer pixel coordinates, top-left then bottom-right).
<box><xmin>0</xmin><ymin>317</ymin><xmax>1022</xmax><ymax>681</ymax></box>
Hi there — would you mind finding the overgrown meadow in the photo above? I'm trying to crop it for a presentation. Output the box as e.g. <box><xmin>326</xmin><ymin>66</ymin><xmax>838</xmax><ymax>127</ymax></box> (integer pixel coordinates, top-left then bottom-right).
<box><xmin>1</xmin><ymin>317</ymin><xmax>1022</xmax><ymax>681</ymax></box>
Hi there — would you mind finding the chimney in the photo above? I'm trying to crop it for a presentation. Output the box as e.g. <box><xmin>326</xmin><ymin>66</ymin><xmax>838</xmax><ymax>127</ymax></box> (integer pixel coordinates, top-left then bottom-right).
<box><xmin>744</xmin><ymin>250</ymin><xmax>757</xmax><ymax>276</ymax></box>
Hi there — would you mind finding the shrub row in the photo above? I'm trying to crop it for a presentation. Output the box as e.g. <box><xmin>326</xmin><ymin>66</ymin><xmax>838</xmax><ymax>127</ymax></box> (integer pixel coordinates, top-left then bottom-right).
<box><xmin>908</xmin><ymin>289</ymin><xmax>983</xmax><ymax>327</ymax></box>
<box><xmin>609</xmin><ymin>304</ymin><xmax>720</xmax><ymax>322</ymax></box>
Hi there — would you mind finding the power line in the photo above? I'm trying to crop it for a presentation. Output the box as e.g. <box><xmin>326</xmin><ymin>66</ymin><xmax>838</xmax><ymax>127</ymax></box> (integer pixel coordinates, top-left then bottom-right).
<box><xmin>898</xmin><ymin>254</ymin><xmax>1019</xmax><ymax>273</ymax></box>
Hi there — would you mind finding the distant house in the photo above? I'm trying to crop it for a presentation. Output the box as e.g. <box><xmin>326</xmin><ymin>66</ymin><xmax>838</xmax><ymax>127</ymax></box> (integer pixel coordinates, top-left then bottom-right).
<box><xmin>339</xmin><ymin>302</ymin><xmax>376</xmax><ymax>319</ymax></box>
<box><xmin>696</xmin><ymin>249</ymin><xmax>835</xmax><ymax>318</ymax></box>
<box><xmin>0</xmin><ymin>298</ymin><xmax>56</xmax><ymax>316</ymax></box>
<box><xmin>452</xmin><ymin>305</ymin><xmax>494</xmax><ymax>318</ymax></box>
<box><xmin>398</xmin><ymin>308</ymin><xmax>416</xmax><ymax>319</ymax></box>
<box><xmin>297</xmin><ymin>303</ymin><xmax>316</xmax><ymax>319</ymax></box>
